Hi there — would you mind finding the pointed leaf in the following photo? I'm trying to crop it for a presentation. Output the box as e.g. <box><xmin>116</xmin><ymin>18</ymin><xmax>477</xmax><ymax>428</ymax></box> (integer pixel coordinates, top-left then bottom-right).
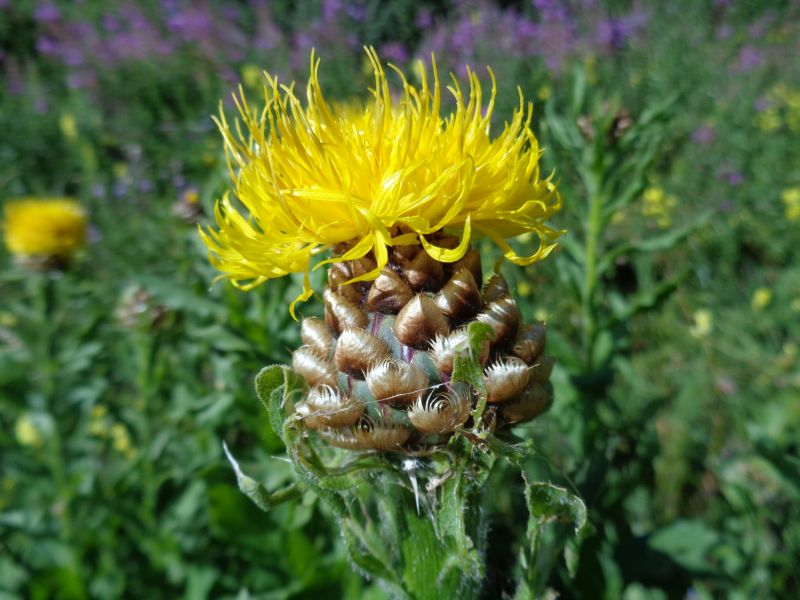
<box><xmin>222</xmin><ymin>442</ymin><xmax>303</xmax><ymax>511</ymax></box>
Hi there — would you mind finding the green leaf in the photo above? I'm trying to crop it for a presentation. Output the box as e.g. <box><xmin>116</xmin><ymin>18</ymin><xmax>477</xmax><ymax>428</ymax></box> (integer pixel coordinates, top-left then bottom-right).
<box><xmin>525</xmin><ymin>478</ymin><xmax>587</xmax><ymax>537</ymax></box>
<box><xmin>222</xmin><ymin>442</ymin><xmax>303</xmax><ymax>512</ymax></box>
<box><xmin>255</xmin><ymin>364</ymin><xmax>306</xmax><ymax>442</ymax></box>
<box><xmin>597</xmin><ymin>211</ymin><xmax>712</xmax><ymax>277</ymax></box>
<box><xmin>342</xmin><ymin>522</ymin><xmax>409</xmax><ymax>599</ymax></box>
<box><xmin>647</xmin><ymin>519</ymin><xmax>719</xmax><ymax>573</ymax></box>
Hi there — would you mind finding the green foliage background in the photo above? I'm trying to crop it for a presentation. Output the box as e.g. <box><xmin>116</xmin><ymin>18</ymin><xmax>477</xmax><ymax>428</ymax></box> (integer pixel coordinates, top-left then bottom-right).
<box><xmin>1</xmin><ymin>0</ymin><xmax>798</xmax><ymax>598</ymax></box>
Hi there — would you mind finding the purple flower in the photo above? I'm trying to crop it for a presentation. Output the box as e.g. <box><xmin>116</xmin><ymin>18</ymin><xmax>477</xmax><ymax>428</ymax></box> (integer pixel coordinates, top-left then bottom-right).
<box><xmin>34</xmin><ymin>3</ymin><xmax>61</xmax><ymax>22</ymax></box>
<box><xmin>322</xmin><ymin>0</ymin><xmax>342</xmax><ymax>23</ymax></box>
<box><xmin>691</xmin><ymin>126</ymin><xmax>715</xmax><ymax>145</ymax></box>
<box><xmin>102</xmin><ymin>14</ymin><xmax>120</xmax><ymax>33</ymax></box>
<box><xmin>346</xmin><ymin>3</ymin><xmax>368</xmax><ymax>22</ymax></box>
<box><xmin>416</xmin><ymin>8</ymin><xmax>433</xmax><ymax>29</ymax></box>
<box><xmin>596</xmin><ymin>12</ymin><xmax>648</xmax><ymax>51</ymax></box>
<box><xmin>113</xmin><ymin>179</ymin><xmax>129</xmax><ymax>199</ymax></box>
<box><xmin>717</xmin><ymin>165</ymin><xmax>744</xmax><ymax>186</ymax></box>
<box><xmin>735</xmin><ymin>46</ymin><xmax>763</xmax><ymax>71</ymax></box>
<box><xmin>36</xmin><ymin>36</ymin><xmax>61</xmax><ymax>56</ymax></box>
<box><xmin>726</xmin><ymin>172</ymin><xmax>744</xmax><ymax>186</ymax></box>
<box><xmin>381</xmin><ymin>41</ymin><xmax>409</xmax><ymax>65</ymax></box>
<box><xmin>754</xmin><ymin>96</ymin><xmax>771</xmax><ymax>112</ymax></box>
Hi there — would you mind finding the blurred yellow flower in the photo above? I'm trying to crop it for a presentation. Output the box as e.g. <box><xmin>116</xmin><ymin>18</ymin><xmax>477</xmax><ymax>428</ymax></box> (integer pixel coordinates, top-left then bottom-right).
<box><xmin>201</xmin><ymin>49</ymin><xmax>563</xmax><ymax>316</ymax></box>
<box><xmin>241</xmin><ymin>64</ymin><xmax>262</xmax><ymax>89</ymax></box>
<box><xmin>15</xmin><ymin>414</ymin><xmax>45</xmax><ymax>448</ymax></box>
<box><xmin>755</xmin><ymin>108</ymin><xmax>781</xmax><ymax>132</ymax></box>
<box><xmin>59</xmin><ymin>113</ymin><xmax>78</xmax><ymax>142</ymax></box>
<box><xmin>537</xmin><ymin>85</ymin><xmax>551</xmax><ymax>101</ymax></box>
<box><xmin>642</xmin><ymin>186</ymin><xmax>678</xmax><ymax>228</ymax></box>
<box><xmin>91</xmin><ymin>404</ymin><xmax>108</xmax><ymax>419</ymax></box>
<box><xmin>791</xmin><ymin>298</ymin><xmax>800</xmax><ymax>312</ymax></box>
<box><xmin>3</xmin><ymin>198</ymin><xmax>87</xmax><ymax>260</ymax></box>
<box><xmin>111</xmin><ymin>423</ymin><xmax>136</xmax><ymax>459</ymax></box>
<box><xmin>183</xmin><ymin>188</ymin><xmax>200</xmax><ymax>205</ymax></box>
<box><xmin>751</xmin><ymin>287</ymin><xmax>773</xmax><ymax>311</ymax></box>
<box><xmin>517</xmin><ymin>280</ymin><xmax>532</xmax><ymax>298</ymax></box>
<box><xmin>690</xmin><ymin>309</ymin><xmax>713</xmax><ymax>339</ymax></box>
<box><xmin>0</xmin><ymin>311</ymin><xmax>17</xmax><ymax>327</ymax></box>
<box><xmin>781</xmin><ymin>187</ymin><xmax>800</xmax><ymax>221</ymax></box>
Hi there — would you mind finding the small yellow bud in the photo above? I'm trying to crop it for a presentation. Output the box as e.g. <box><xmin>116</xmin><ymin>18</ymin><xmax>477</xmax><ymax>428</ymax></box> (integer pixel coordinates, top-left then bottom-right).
<box><xmin>690</xmin><ymin>309</ymin><xmax>713</xmax><ymax>339</ymax></box>
<box><xmin>15</xmin><ymin>414</ymin><xmax>45</xmax><ymax>448</ymax></box>
<box><xmin>241</xmin><ymin>64</ymin><xmax>262</xmax><ymax>89</ymax></box>
<box><xmin>751</xmin><ymin>287</ymin><xmax>773</xmax><ymax>311</ymax></box>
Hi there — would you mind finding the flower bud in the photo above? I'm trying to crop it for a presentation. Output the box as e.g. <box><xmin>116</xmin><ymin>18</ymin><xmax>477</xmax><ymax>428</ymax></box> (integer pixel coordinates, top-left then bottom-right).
<box><xmin>367</xmin><ymin>267</ymin><xmax>414</xmax><ymax>314</ymax></box>
<box><xmin>334</xmin><ymin>328</ymin><xmax>391</xmax><ymax>377</ymax></box>
<box><xmin>485</xmin><ymin>357</ymin><xmax>530</xmax><ymax>403</ymax></box>
<box><xmin>366</xmin><ymin>359</ymin><xmax>428</xmax><ymax>405</ymax></box>
<box><xmin>324</xmin><ymin>288</ymin><xmax>368</xmax><ymax>334</ymax></box>
<box><xmin>434</xmin><ymin>268</ymin><xmax>481</xmax><ymax>320</ymax></box>
<box><xmin>393</xmin><ymin>294</ymin><xmax>449</xmax><ymax>349</ymax></box>
<box><xmin>292</xmin><ymin>346</ymin><xmax>338</xmax><ymax>387</ymax></box>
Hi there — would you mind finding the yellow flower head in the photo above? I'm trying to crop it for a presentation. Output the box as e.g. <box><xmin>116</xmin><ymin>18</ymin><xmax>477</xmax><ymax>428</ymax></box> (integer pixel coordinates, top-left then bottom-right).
<box><xmin>15</xmin><ymin>413</ymin><xmax>45</xmax><ymax>448</ymax></box>
<box><xmin>689</xmin><ymin>309</ymin><xmax>713</xmax><ymax>339</ymax></box>
<box><xmin>200</xmin><ymin>48</ymin><xmax>563</xmax><ymax>316</ymax></box>
<box><xmin>3</xmin><ymin>198</ymin><xmax>87</xmax><ymax>260</ymax></box>
<box><xmin>751</xmin><ymin>287</ymin><xmax>773</xmax><ymax>311</ymax></box>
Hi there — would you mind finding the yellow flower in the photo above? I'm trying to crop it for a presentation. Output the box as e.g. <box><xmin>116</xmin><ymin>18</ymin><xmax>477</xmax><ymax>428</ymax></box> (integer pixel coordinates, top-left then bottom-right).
<box><xmin>241</xmin><ymin>64</ymin><xmax>262</xmax><ymax>90</ymax></box>
<box><xmin>111</xmin><ymin>423</ymin><xmax>136</xmax><ymax>459</ymax></box>
<box><xmin>537</xmin><ymin>85</ymin><xmax>551</xmax><ymax>101</ymax></box>
<box><xmin>755</xmin><ymin>108</ymin><xmax>781</xmax><ymax>132</ymax></box>
<box><xmin>642</xmin><ymin>186</ymin><xmax>677</xmax><ymax>228</ymax></box>
<box><xmin>200</xmin><ymin>49</ymin><xmax>563</xmax><ymax>316</ymax></box>
<box><xmin>751</xmin><ymin>287</ymin><xmax>772</xmax><ymax>311</ymax></box>
<box><xmin>689</xmin><ymin>309</ymin><xmax>713</xmax><ymax>339</ymax></box>
<box><xmin>781</xmin><ymin>187</ymin><xmax>800</xmax><ymax>221</ymax></box>
<box><xmin>15</xmin><ymin>414</ymin><xmax>45</xmax><ymax>448</ymax></box>
<box><xmin>3</xmin><ymin>198</ymin><xmax>87</xmax><ymax>259</ymax></box>
<box><xmin>59</xmin><ymin>112</ymin><xmax>78</xmax><ymax>142</ymax></box>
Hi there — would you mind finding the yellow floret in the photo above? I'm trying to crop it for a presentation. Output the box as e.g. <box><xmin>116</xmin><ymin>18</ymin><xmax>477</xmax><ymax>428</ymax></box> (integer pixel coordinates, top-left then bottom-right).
<box><xmin>3</xmin><ymin>197</ymin><xmax>87</xmax><ymax>259</ymax></box>
<box><xmin>200</xmin><ymin>48</ymin><xmax>563</xmax><ymax>316</ymax></box>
